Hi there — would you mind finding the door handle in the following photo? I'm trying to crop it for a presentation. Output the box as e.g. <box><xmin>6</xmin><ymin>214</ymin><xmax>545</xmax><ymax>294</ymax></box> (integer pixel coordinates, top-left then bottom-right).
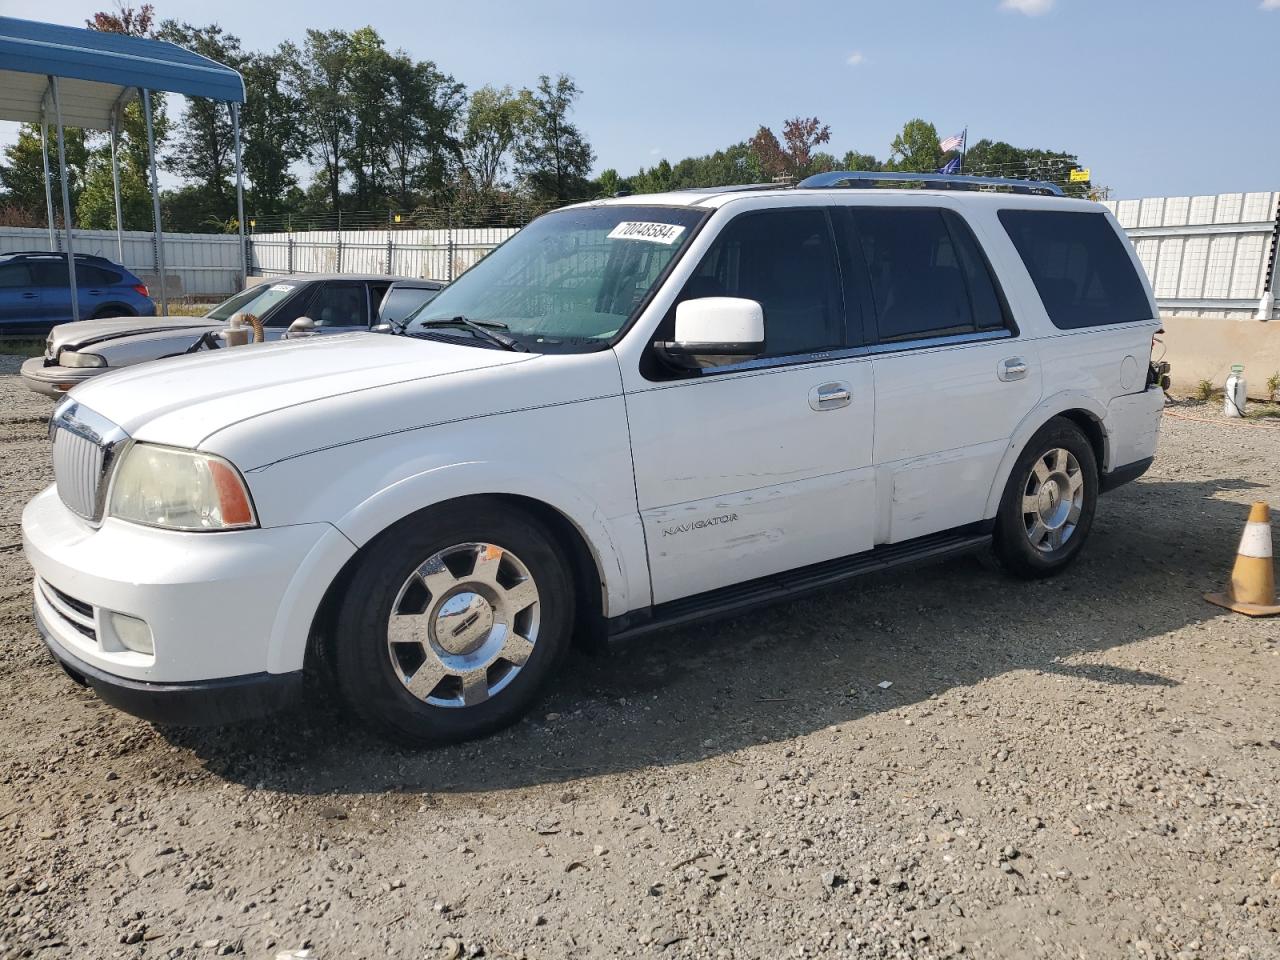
<box><xmin>999</xmin><ymin>357</ymin><xmax>1029</xmax><ymax>382</ymax></box>
<box><xmin>809</xmin><ymin>381</ymin><xmax>852</xmax><ymax>411</ymax></box>
<box><xmin>21</xmin><ymin>292</ymin><xmax>37</xmax><ymax>299</ymax></box>
<box><xmin>87</xmin><ymin>289</ymin><xmax>103</xmax><ymax>295</ymax></box>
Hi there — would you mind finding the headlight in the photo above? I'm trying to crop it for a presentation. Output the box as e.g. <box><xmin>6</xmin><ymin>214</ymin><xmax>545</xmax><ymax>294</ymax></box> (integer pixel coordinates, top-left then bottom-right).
<box><xmin>107</xmin><ymin>444</ymin><xmax>258</xmax><ymax>531</ymax></box>
<box><xmin>58</xmin><ymin>350</ymin><xmax>106</xmax><ymax>368</ymax></box>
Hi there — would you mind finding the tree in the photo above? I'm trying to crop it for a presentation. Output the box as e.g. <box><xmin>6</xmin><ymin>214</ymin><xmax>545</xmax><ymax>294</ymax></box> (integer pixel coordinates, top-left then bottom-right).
<box><xmin>380</xmin><ymin>52</ymin><xmax>465</xmax><ymax>207</ymax></box>
<box><xmin>0</xmin><ymin>125</ymin><xmax>88</xmax><ymax>223</ymax></box>
<box><xmin>345</xmin><ymin>28</ymin><xmax>391</xmax><ymax>209</ymax></box>
<box><xmin>240</xmin><ymin>48</ymin><xmax>304</xmax><ymax>217</ymax></box>
<box><xmin>156</xmin><ymin>21</ymin><xmax>244</xmax><ymax>220</ymax></box>
<box><xmin>461</xmin><ymin>85</ymin><xmax>534</xmax><ymax>196</ymax></box>
<box><xmin>962</xmin><ymin>138</ymin><xmax>1089</xmax><ymax>196</ymax></box>
<box><xmin>515</xmin><ymin>74</ymin><xmax>594</xmax><ymax>201</ymax></box>
<box><xmin>290</xmin><ymin>29</ymin><xmax>357</xmax><ymax>213</ymax></box>
<box><xmin>86</xmin><ymin>3</ymin><xmax>155</xmax><ymax>35</ymax></box>
<box><xmin>840</xmin><ymin>149</ymin><xmax>882</xmax><ymax>171</ymax></box>
<box><xmin>887</xmin><ymin>119</ymin><xmax>943</xmax><ymax>173</ymax></box>
<box><xmin>84</xmin><ymin>4</ymin><xmax>168</xmax><ymax>229</ymax></box>
<box><xmin>750</xmin><ymin>117</ymin><xmax>831</xmax><ymax>181</ymax></box>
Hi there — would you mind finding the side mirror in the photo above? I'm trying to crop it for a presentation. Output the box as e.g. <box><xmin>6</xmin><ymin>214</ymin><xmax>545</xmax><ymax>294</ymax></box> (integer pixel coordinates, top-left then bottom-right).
<box><xmin>287</xmin><ymin>316</ymin><xmax>318</xmax><ymax>338</ymax></box>
<box><xmin>370</xmin><ymin>322</ymin><xmax>394</xmax><ymax>334</ymax></box>
<box><xmin>658</xmin><ymin>297</ymin><xmax>764</xmax><ymax>369</ymax></box>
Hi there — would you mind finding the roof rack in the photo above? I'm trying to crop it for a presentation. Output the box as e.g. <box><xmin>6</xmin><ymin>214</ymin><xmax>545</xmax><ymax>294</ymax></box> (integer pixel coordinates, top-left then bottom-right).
<box><xmin>673</xmin><ymin>183</ymin><xmax>789</xmax><ymax>194</ymax></box>
<box><xmin>796</xmin><ymin>170</ymin><xmax>1064</xmax><ymax>197</ymax></box>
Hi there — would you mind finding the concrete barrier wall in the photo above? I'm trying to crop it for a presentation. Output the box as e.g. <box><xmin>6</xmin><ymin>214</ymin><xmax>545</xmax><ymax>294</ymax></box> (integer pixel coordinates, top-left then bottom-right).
<box><xmin>1159</xmin><ymin>316</ymin><xmax>1280</xmax><ymax>399</ymax></box>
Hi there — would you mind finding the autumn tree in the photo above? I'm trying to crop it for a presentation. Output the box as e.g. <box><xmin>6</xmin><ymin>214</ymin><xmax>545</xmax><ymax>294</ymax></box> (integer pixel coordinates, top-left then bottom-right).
<box><xmin>749</xmin><ymin>117</ymin><xmax>831</xmax><ymax>181</ymax></box>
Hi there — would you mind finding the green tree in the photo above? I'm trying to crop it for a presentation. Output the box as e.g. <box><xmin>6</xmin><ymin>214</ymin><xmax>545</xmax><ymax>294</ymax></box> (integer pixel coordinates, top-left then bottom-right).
<box><xmin>0</xmin><ymin>125</ymin><xmax>87</xmax><ymax>223</ymax></box>
<box><xmin>84</xmin><ymin>4</ymin><xmax>168</xmax><ymax>230</ymax></box>
<box><xmin>345</xmin><ymin>28</ymin><xmax>391</xmax><ymax>209</ymax></box>
<box><xmin>240</xmin><ymin>48</ymin><xmax>304</xmax><ymax>217</ymax></box>
<box><xmin>963</xmin><ymin>138</ymin><xmax>1089</xmax><ymax>196</ymax></box>
<box><xmin>461</xmin><ymin>85</ymin><xmax>534</xmax><ymax>196</ymax></box>
<box><xmin>887</xmin><ymin>118</ymin><xmax>942</xmax><ymax>173</ymax></box>
<box><xmin>290</xmin><ymin>29</ymin><xmax>357</xmax><ymax>213</ymax></box>
<box><xmin>840</xmin><ymin>149</ymin><xmax>882</xmax><ymax>171</ymax></box>
<box><xmin>380</xmin><ymin>52</ymin><xmax>466</xmax><ymax>207</ymax></box>
<box><xmin>515</xmin><ymin>74</ymin><xmax>594</xmax><ymax>201</ymax></box>
<box><xmin>156</xmin><ymin>21</ymin><xmax>244</xmax><ymax>220</ymax></box>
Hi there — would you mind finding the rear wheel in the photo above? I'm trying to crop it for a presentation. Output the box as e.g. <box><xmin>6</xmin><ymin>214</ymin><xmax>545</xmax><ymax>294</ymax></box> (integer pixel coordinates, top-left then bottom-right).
<box><xmin>92</xmin><ymin>306</ymin><xmax>131</xmax><ymax>319</ymax></box>
<box><xmin>993</xmin><ymin>417</ymin><xmax>1098</xmax><ymax>579</ymax></box>
<box><xmin>332</xmin><ymin>501</ymin><xmax>574</xmax><ymax>746</ymax></box>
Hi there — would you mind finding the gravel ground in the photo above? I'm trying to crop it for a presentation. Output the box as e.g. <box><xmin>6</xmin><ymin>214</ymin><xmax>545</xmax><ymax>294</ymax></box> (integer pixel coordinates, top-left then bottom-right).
<box><xmin>1</xmin><ymin>354</ymin><xmax>1278</xmax><ymax>960</ymax></box>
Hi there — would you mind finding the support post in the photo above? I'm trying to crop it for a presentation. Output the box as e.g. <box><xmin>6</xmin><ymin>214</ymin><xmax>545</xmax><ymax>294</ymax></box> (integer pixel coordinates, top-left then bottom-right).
<box><xmin>230</xmin><ymin>102</ymin><xmax>248</xmax><ymax>289</ymax></box>
<box><xmin>109</xmin><ymin>109</ymin><xmax>125</xmax><ymax>263</ymax></box>
<box><xmin>143</xmin><ymin>89</ymin><xmax>168</xmax><ymax>315</ymax></box>
<box><xmin>39</xmin><ymin>120</ymin><xmax>57</xmax><ymax>251</ymax></box>
<box><xmin>50</xmin><ymin>76</ymin><xmax>79</xmax><ymax>323</ymax></box>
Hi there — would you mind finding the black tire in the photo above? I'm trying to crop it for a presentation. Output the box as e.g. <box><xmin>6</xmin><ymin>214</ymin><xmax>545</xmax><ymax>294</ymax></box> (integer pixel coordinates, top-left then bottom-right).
<box><xmin>92</xmin><ymin>306</ymin><xmax>132</xmax><ymax>319</ymax></box>
<box><xmin>992</xmin><ymin>417</ymin><xmax>1098</xmax><ymax>580</ymax></box>
<box><xmin>332</xmin><ymin>500</ymin><xmax>574</xmax><ymax>746</ymax></box>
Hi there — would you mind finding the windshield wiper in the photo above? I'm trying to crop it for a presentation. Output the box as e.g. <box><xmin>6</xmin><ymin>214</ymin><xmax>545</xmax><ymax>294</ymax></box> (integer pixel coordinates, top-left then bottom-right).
<box><xmin>418</xmin><ymin>316</ymin><xmax>527</xmax><ymax>352</ymax></box>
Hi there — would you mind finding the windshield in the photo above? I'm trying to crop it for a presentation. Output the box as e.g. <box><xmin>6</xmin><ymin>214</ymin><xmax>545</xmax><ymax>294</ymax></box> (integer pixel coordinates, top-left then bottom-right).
<box><xmin>413</xmin><ymin>205</ymin><xmax>706</xmax><ymax>350</ymax></box>
<box><xmin>205</xmin><ymin>281</ymin><xmax>299</xmax><ymax>322</ymax></box>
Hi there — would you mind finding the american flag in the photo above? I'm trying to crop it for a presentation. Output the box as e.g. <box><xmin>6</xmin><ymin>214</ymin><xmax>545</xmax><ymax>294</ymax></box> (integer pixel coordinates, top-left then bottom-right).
<box><xmin>940</xmin><ymin>131</ymin><xmax>965</xmax><ymax>153</ymax></box>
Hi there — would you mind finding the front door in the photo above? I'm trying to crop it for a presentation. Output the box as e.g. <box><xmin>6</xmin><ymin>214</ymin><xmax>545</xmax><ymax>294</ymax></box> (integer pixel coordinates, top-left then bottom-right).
<box><xmin>625</xmin><ymin>207</ymin><xmax>877</xmax><ymax>605</ymax></box>
<box><xmin>0</xmin><ymin>261</ymin><xmax>39</xmax><ymax>328</ymax></box>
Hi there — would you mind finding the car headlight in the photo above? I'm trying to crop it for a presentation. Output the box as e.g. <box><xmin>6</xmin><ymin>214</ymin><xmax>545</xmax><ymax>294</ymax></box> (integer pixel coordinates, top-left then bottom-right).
<box><xmin>58</xmin><ymin>350</ymin><xmax>106</xmax><ymax>368</ymax></box>
<box><xmin>107</xmin><ymin>444</ymin><xmax>258</xmax><ymax>531</ymax></box>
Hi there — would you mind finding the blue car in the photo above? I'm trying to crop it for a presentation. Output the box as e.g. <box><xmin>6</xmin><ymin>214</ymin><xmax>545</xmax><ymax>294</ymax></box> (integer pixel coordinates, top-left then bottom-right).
<box><xmin>0</xmin><ymin>251</ymin><xmax>156</xmax><ymax>336</ymax></box>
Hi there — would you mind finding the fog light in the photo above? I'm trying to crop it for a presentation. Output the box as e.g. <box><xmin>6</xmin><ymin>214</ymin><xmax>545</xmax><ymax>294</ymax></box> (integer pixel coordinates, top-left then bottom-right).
<box><xmin>108</xmin><ymin>612</ymin><xmax>154</xmax><ymax>655</ymax></box>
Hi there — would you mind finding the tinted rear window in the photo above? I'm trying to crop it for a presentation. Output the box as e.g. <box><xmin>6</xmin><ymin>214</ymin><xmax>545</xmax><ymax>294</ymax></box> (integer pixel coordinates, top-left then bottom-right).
<box><xmin>999</xmin><ymin>210</ymin><xmax>1152</xmax><ymax>329</ymax></box>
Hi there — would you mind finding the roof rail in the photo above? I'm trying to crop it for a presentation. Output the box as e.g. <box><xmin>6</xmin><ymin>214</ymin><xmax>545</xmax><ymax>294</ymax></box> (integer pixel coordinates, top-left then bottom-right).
<box><xmin>673</xmin><ymin>183</ymin><xmax>788</xmax><ymax>194</ymax></box>
<box><xmin>2</xmin><ymin>249</ymin><xmax>117</xmax><ymax>261</ymax></box>
<box><xmin>796</xmin><ymin>170</ymin><xmax>1065</xmax><ymax>197</ymax></box>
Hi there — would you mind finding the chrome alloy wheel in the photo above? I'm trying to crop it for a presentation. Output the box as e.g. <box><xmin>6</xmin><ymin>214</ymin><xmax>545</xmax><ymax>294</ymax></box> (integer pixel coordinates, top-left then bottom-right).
<box><xmin>1021</xmin><ymin>447</ymin><xmax>1085</xmax><ymax>554</ymax></box>
<box><xmin>386</xmin><ymin>542</ymin><xmax>540</xmax><ymax>708</ymax></box>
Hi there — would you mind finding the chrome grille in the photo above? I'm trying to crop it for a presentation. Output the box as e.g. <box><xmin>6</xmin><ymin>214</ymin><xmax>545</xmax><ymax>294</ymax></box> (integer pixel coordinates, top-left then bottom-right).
<box><xmin>53</xmin><ymin>427</ymin><xmax>105</xmax><ymax>519</ymax></box>
<box><xmin>49</xmin><ymin>401</ymin><xmax>129</xmax><ymax>522</ymax></box>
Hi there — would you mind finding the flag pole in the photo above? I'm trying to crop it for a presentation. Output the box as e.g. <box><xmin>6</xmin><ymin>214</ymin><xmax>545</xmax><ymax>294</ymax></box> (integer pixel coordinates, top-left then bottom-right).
<box><xmin>960</xmin><ymin>128</ymin><xmax>967</xmax><ymax>174</ymax></box>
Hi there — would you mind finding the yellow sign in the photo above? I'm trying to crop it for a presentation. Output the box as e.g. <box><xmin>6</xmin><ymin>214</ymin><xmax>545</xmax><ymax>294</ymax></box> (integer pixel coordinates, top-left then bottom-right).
<box><xmin>1069</xmin><ymin>168</ymin><xmax>1091</xmax><ymax>183</ymax></box>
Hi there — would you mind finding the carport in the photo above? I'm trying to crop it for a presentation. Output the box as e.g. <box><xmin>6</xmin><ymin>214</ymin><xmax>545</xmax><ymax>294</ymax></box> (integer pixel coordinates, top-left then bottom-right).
<box><xmin>0</xmin><ymin>16</ymin><xmax>246</xmax><ymax>319</ymax></box>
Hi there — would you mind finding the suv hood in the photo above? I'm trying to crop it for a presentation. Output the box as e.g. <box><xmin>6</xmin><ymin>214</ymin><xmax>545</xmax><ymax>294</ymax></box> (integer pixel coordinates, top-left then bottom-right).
<box><xmin>48</xmin><ymin>315</ymin><xmax>217</xmax><ymax>355</ymax></box>
<box><xmin>69</xmin><ymin>332</ymin><xmax>535</xmax><ymax>448</ymax></box>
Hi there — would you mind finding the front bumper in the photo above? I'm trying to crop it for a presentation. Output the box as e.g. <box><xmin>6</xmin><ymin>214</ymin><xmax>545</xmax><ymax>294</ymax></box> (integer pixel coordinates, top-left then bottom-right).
<box><xmin>19</xmin><ymin>356</ymin><xmax>101</xmax><ymax>397</ymax></box>
<box><xmin>21</xmin><ymin>486</ymin><xmax>355</xmax><ymax>722</ymax></box>
<box><xmin>35</xmin><ymin>603</ymin><xmax>302</xmax><ymax>725</ymax></box>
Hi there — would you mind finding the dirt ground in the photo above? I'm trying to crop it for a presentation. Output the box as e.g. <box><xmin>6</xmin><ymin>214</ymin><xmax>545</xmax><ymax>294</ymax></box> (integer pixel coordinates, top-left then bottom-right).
<box><xmin>1</xmin><ymin>353</ymin><xmax>1277</xmax><ymax>960</ymax></box>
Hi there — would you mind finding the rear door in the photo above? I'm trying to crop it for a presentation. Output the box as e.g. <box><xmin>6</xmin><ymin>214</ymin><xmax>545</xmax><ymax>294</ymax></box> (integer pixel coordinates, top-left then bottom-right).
<box><xmin>32</xmin><ymin>260</ymin><xmax>72</xmax><ymax>323</ymax></box>
<box><xmin>0</xmin><ymin>261</ymin><xmax>39</xmax><ymax>327</ymax></box>
<box><xmin>846</xmin><ymin>204</ymin><xmax>1042</xmax><ymax>543</ymax></box>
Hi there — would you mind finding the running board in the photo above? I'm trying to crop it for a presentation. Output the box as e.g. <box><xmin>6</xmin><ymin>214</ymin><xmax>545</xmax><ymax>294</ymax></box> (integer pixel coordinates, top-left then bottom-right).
<box><xmin>607</xmin><ymin>524</ymin><xmax>992</xmax><ymax>642</ymax></box>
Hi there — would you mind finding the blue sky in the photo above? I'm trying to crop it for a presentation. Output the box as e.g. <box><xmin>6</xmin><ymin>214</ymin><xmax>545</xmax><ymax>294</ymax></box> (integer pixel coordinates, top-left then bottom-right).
<box><xmin>3</xmin><ymin>0</ymin><xmax>1278</xmax><ymax>199</ymax></box>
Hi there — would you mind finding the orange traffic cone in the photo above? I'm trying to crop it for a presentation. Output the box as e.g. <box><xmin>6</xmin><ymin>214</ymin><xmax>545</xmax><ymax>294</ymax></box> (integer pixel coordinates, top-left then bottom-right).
<box><xmin>1205</xmin><ymin>502</ymin><xmax>1280</xmax><ymax>617</ymax></box>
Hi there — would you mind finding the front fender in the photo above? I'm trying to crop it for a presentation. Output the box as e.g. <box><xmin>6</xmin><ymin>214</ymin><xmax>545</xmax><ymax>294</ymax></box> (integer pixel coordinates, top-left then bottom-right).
<box><xmin>982</xmin><ymin>391</ymin><xmax>1109</xmax><ymax>519</ymax></box>
<box><xmin>334</xmin><ymin>460</ymin><xmax>647</xmax><ymax>619</ymax></box>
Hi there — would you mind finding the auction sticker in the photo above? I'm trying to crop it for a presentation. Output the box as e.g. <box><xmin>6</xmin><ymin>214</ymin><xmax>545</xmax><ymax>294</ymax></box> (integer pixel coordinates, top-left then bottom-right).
<box><xmin>607</xmin><ymin>221</ymin><xmax>687</xmax><ymax>244</ymax></box>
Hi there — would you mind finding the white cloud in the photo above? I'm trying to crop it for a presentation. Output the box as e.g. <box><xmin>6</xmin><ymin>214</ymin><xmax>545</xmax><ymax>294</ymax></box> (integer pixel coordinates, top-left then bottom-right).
<box><xmin>846</xmin><ymin>51</ymin><xmax>865</xmax><ymax>66</ymax></box>
<box><xmin>1261</xmin><ymin>0</ymin><xmax>1280</xmax><ymax>10</ymax></box>
<box><xmin>1000</xmin><ymin>0</ymin><xmax>1054</xmax><ymax>14</ymax></box>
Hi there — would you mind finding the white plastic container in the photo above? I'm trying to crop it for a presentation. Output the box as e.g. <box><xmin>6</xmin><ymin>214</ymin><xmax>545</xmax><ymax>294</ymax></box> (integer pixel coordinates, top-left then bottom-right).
<box><xmin>1224</xmin><ymin>364</ymin><xmax>1247</xmax><ymax>418</ymax></box>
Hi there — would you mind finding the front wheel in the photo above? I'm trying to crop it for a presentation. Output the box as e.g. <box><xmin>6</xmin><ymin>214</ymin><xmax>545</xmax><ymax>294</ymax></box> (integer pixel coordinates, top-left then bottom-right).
<box><xmin>332</xmin><ymin>501</ymin><xmax>574</xmax><ymax>746</ymax></box>
<box><xmin>993</xmin><ymin>418</ymin><xmax>1098</xmax><ymax>580</ymax></box>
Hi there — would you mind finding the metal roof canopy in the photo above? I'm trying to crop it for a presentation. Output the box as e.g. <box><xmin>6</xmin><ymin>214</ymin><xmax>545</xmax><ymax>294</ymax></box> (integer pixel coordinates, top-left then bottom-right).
<box><xmin>0</xmin><ymin>16</ymin><xmax>244</xmax><ymax>129</ymax></box>
<box><xmin>0</xmin><ymin>16</ymin><xmax>248</xmax><ymax>322</ymax></box>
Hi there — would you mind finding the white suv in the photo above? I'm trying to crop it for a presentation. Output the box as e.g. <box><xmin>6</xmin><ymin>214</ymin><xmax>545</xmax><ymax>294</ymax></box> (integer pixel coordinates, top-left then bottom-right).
<box><xmin>21</xmin><ymin>174</ymin><xmax>1166</xmax><ymax>745</ymax></box>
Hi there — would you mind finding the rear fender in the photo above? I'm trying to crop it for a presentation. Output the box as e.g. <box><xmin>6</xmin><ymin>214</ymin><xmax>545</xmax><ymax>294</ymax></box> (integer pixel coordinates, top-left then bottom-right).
<box><xmin>982</xmin><ymin>391</ymin><xmax>1109</xmax><ymax>519</ymax></box>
